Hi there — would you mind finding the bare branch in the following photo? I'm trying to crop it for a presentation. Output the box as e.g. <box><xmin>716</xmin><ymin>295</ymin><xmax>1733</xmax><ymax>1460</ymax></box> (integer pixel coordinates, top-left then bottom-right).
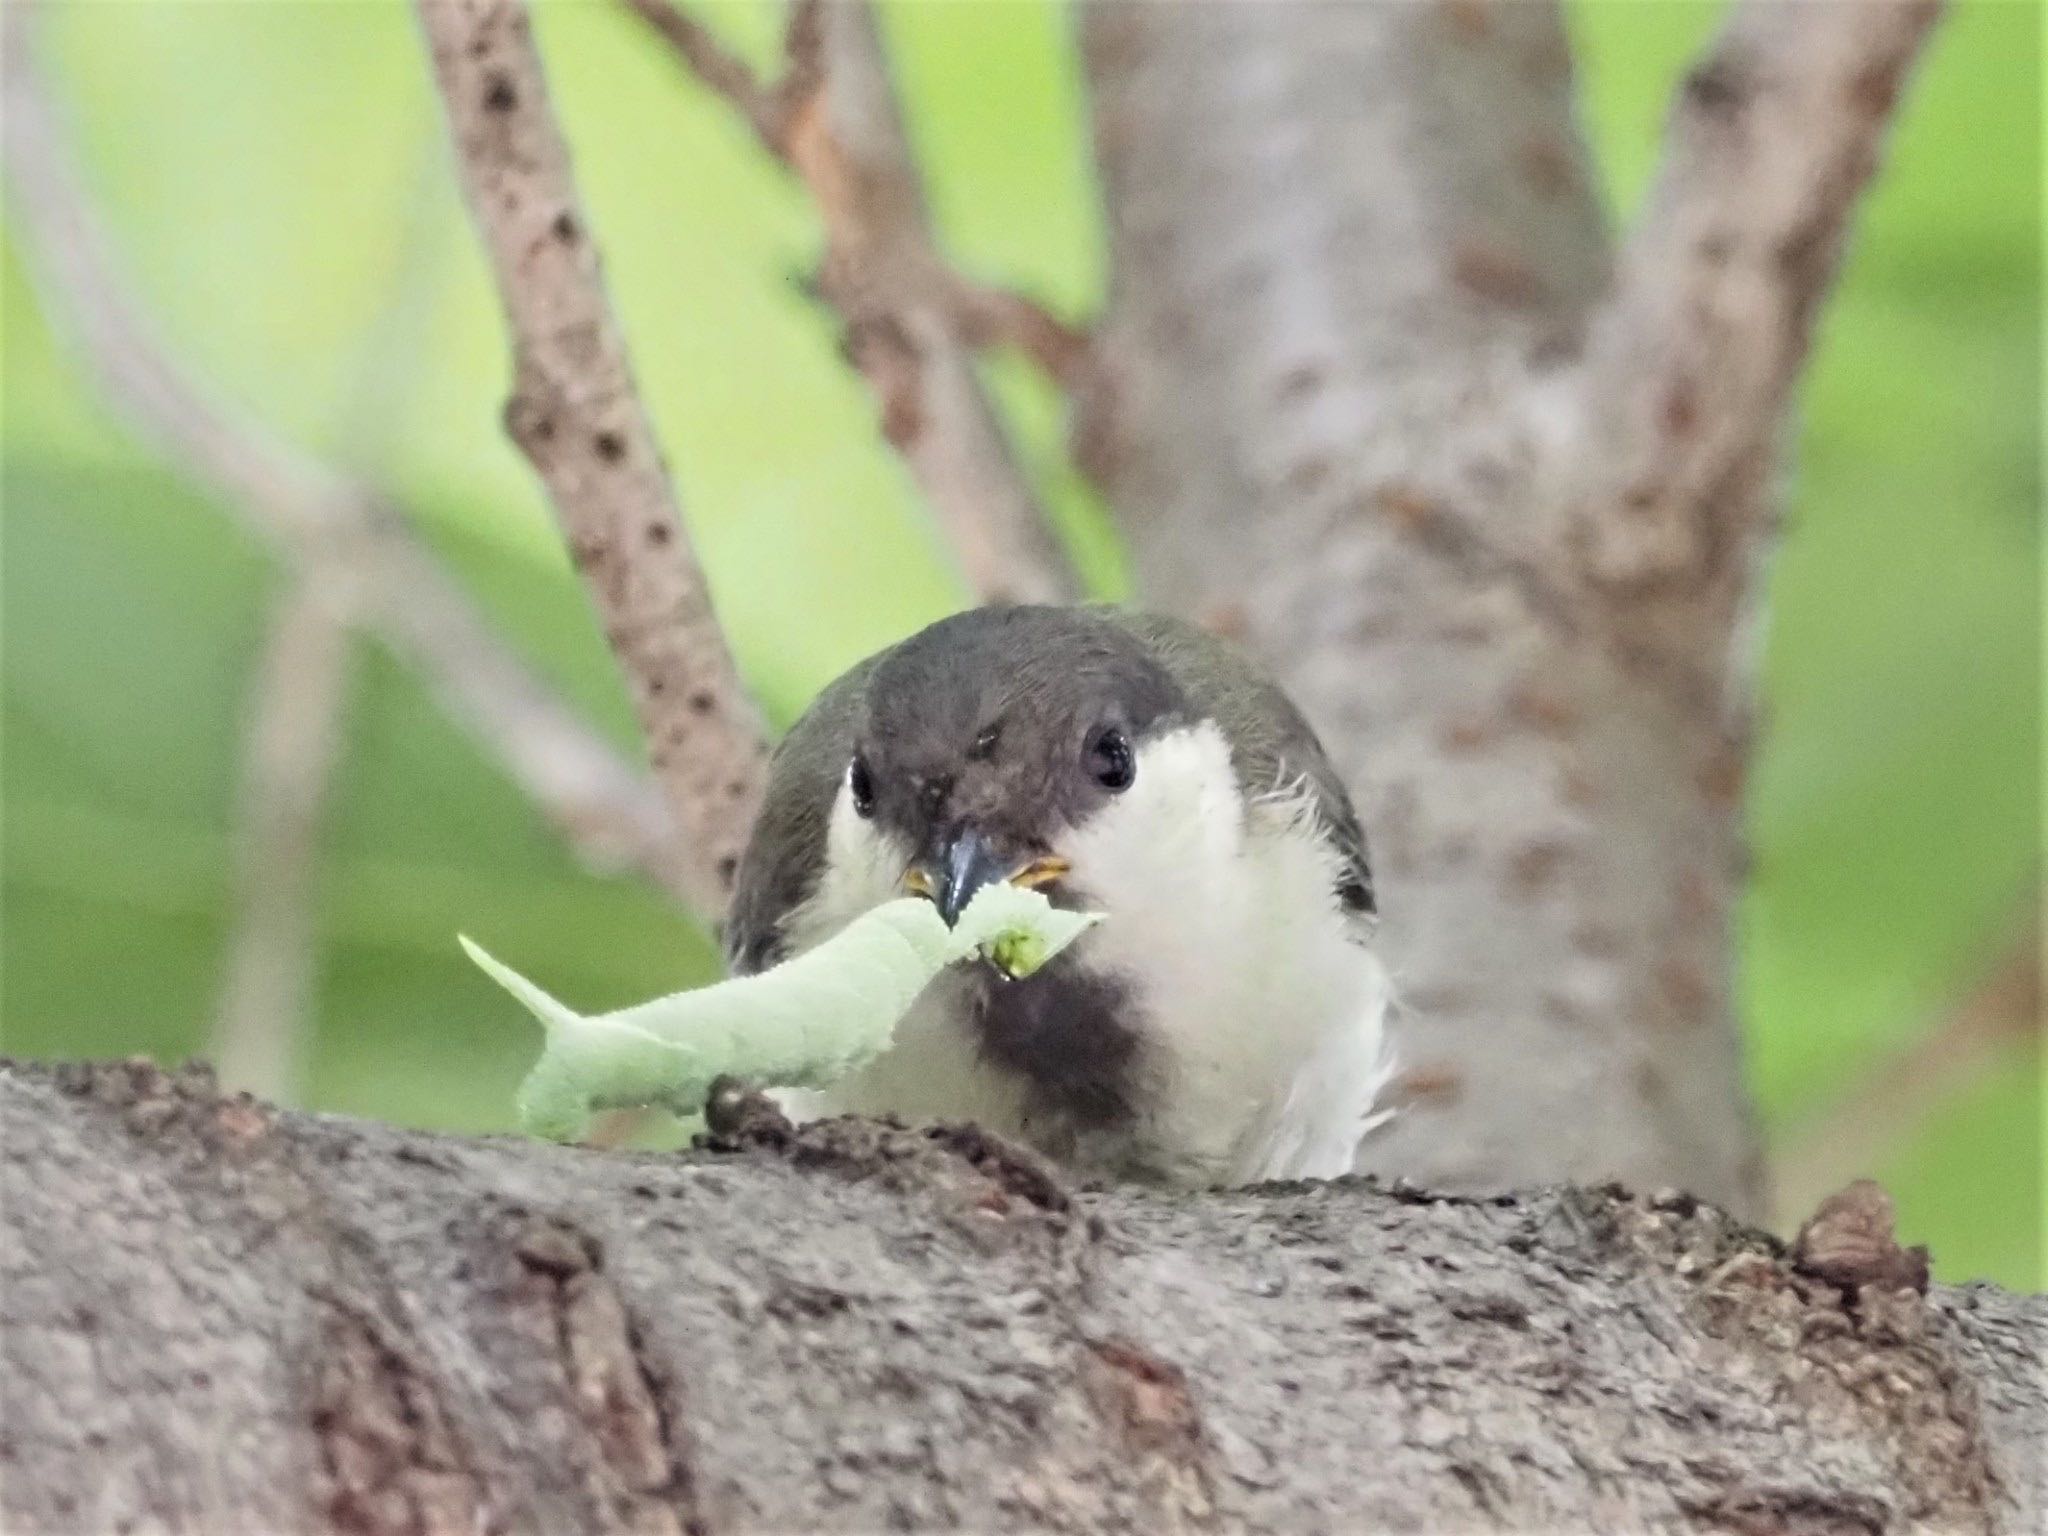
<box><xmin>623</xmin><ymin>0</ymin><xmax>1084</xmax><ymax>385</ymax></box>
<box><xmin>621</xmin><ymin>0</ymin><xmax>780</xmax><ymax>142</ymax></box>
<box><xmin>1568</xmin><ymin>0</ymin><xmax>1943</xmax><ymax>590</ymax></box>
<box><xmin>0</xmin><ymin>3</ymin><xmax>689</xmax><ymax>902</ymax></box>
<box><xmin>416</xmin><ymin>0</ymin><xmax>770</xmax><ymax>919</ymax></box>
<box><xmin>211</xmin><ymin>581</ymin><xmax>354</xmax><ymax>1105</ymax></box>
<box><xmin>624</xmin><ymin>0</ymin><xmax>1082</xmax><ymax>604</ymax></box>
<box><xmin>942</xmin><ymin>278</ymin><xmax>1092</xmax><ymax>391</ymax></box>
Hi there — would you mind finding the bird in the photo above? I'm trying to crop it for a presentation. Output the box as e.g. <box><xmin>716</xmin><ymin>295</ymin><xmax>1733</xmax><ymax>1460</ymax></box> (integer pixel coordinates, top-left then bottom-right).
<box><xmin>724</xmin><ymin>604</ymin><xmax>1394</xmax><ymax>1187</ymax></box>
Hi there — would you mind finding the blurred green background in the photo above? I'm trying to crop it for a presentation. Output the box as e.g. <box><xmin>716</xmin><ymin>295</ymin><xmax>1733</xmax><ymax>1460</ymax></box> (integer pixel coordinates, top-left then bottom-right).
<box><xmin>2</xmin><ymin>1</ymin><xmax>2038</xmax><ymax>1286</ymax></box>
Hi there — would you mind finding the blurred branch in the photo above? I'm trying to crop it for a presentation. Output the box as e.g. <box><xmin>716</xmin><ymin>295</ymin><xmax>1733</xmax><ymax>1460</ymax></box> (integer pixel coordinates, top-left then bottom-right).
<box><xmin>1774</xmin><ymin>900</ymin><xmax>2042</xmax><ymax>1228</ymax></box>
<box><xmin>211</xmin><ymin>143</ymin><xmax>450</xmax><ymax>1105</ymax></box>
<box><xmin>0</xmin><ymin>2</ymin><xmax>689</xmax><ymax>902</ymax></box>
<box><xmin>211</xmin><ymin>580</ymin><xmax>355</xmax><ymax>1105</ymax></box>
<box><xmin>332</xmin><ymin>130</ymin><xmax>455</xmax><ymax>464</ymax></box>
<box><xmin>618</xmin><ymin>0</ymin><xmax>822</xmax><ymax>153</ymax></box>
<box><xmin>622</xmin><ymin>0</ymin><xmax>1083</xmax><ymax>604</ymax></box>
<box><xmin>418</xmin><ymin>0</ymin><xmax>768</xmax><ymax>923</ymax></box>
<box><xmin>941</xmin><ymin>279</ymin><xmax>1092</xmax><ymax>391</ymax></box>
<box><xmin>1568</xmin><ymin>0</ymin><xmax>1943</xmax><ymax>589</ymax></box>
<box><xmin>621</xmin><ymin>0</ymin><xmax>1089</xmax><ymax>389</ymax></box>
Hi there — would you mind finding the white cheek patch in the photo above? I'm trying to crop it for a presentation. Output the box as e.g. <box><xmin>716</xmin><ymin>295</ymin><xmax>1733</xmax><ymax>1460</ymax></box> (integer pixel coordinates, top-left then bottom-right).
<box><xmin>1062</xmin><ymin>723</ymin><xmax>1246</xmax><ymax>897</ymax></box>
<box><xmin>784</xmin><ymin>781</ymin><xmax>915</xmax><ymax>956</ymax></box>
<box><xmin>1057</xmin><ymin>722</ymin><xmax>1258</xmax><ymax>1086</ymax></box>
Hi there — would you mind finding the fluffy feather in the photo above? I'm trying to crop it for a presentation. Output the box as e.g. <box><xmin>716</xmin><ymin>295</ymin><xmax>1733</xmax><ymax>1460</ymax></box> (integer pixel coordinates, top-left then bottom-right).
<box><xmin>780</xmin><ymin>722</ymin><xmax>1394</xmax><ymax>1185</ymax></box>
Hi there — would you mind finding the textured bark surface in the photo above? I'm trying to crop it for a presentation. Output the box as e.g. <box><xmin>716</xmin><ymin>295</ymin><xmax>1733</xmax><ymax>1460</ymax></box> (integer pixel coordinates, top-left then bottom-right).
<box><xmin>1078</xmin><ymin>0</ymin><xmax>1941</xmax><ymax>1215</ymax></box>
<box><xmin>4</xmin><ymin>1059</ymin><xmax>2040</xmax><ymax>1536</ymax></box>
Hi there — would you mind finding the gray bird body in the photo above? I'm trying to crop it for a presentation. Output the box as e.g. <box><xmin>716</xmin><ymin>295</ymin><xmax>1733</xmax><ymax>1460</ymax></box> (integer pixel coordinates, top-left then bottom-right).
<box><xmin>727</xmin><ymin>605</ymin><xmax>1393</xmax><ymax>1186</ymax></box>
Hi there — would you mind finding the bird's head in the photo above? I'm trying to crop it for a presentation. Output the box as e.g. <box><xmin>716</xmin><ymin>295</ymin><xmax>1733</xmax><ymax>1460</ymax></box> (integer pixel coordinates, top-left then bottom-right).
<box><xmin>843</xmin><ymin>608</ymin><xmax>1190</xmax><ymax>926</ymax></box>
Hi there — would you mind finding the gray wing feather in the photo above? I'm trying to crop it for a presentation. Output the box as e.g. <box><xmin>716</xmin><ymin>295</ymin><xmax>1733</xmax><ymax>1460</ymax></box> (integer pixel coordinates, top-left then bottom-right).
<box><xmin>1104</xmin><ymin>610</ymin><xmax>1376</xmax><ymax>916</ymax></box>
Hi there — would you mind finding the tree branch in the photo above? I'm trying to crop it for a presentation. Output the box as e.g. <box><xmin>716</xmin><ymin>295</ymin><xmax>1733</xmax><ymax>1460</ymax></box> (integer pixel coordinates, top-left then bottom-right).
<box><xmin>417</xmin><ymin>0</ymin><xmax>770</xmax><ymax>920</ymax></box>
<box><xmin>3</xmin><ymin>1058</ymin><xmax>2042</xmax><ymax>1534</ymax></box>
<box><xmin>941</xmin><ymin>276</ymin><xmax>1092</xmax><ymax>391</ymax></box>
<box><xmin>623</xmin><ymin>0</ymin><xmax>1089</xmax><ymax>391</ymax></box>
<box><xmin>210</xmin><ymin>581</ymin><xmax>355</xmax><ymax>1106</ymax></box>
<box><xmin>1567</xmin><ymin>0</ymin><xmax>1944</xmax><ymax>591</ymax></box>
<box><xmin>0</xmin><ymin>3</ymin><xmax>688</xmax><ymax>903</ymax></box>
<box><xmin>623</xmin><ymin>0</ymin><xmax>1082</xmax><ymax>604</ymax></box>
<box><xmin>617</xmin><ymin>0</ymin><xmax>819</xmax><ymax>154</ymax></box>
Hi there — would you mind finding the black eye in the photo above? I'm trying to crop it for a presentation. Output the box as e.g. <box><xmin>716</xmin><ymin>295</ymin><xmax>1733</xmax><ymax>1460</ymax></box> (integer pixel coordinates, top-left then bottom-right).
<box><xmin>1085</xmin><ymin>726</ymin><xmax>1134</xmax><ymax>791</ymax></box>
<box><xmin>849</xmin><ymin>755</ymin><xmax>876</xmax><ymax>817</ymax></box>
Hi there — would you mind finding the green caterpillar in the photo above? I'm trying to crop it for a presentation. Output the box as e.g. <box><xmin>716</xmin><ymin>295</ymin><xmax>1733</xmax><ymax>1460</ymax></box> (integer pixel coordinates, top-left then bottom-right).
<box><xmin>463</xmin><ymin>883</ymin><xmax>1102</xmax><ymax>1142</ymax></box>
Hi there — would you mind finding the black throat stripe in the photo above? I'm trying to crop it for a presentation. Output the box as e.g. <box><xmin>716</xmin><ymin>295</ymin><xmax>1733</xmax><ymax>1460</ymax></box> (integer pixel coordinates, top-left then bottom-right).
<box><xmin>967</xmin><ymin>961</ymin><xmax>1147</xmax><ymax>1135</ymax></box>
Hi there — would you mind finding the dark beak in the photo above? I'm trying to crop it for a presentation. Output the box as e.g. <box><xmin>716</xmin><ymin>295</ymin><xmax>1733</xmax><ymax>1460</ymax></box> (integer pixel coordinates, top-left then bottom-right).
<box><xmin>935</xmin><ymin>827</ymin><xmax>1010</xmax><ymax>927</ymax></box>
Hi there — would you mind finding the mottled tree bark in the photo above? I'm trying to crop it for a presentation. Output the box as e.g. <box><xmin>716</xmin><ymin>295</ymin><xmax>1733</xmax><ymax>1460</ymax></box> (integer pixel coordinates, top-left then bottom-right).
<box><xmin>1078</xmin><ymin>0</ymin><xmax>1941</xmax><ymax>1215</ymax></box>
<box><xmin>3</xmin><ymin>1060</ymin><xmax>2040</xmax><ymax>1535</ymax></box>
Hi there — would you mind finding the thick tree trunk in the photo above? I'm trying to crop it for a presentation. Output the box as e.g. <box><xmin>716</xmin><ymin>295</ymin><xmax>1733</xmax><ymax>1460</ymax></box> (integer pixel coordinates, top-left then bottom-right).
<box><xmin>4</xmin><ymin>1060</ymin><xmax>2040</xmax><ymax>1535</ymax></box>
<box><xmin>1077</xmin><ymin>0</ymin><xmax>1939</xmax><ymax>1214</ymax></box>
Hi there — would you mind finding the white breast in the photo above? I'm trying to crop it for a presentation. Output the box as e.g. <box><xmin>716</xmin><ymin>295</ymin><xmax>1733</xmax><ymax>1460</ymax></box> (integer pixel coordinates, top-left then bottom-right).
<box><xmin>1055</xmin><ymin>722</ymin><xmax>1394</xmax><ymax>1183</ymax></box>
<box><xmin>777</xmin><ymin>723</ymin><xmax>1395</xmax><ymax>1185</ymax></box>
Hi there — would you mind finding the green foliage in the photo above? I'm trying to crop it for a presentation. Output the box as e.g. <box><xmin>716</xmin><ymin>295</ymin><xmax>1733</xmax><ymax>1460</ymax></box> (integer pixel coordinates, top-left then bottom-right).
<box><xmin>2</xmin><ymin>1</ymin><xmax>2037</xmax><ymax>1284</ymax></box>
